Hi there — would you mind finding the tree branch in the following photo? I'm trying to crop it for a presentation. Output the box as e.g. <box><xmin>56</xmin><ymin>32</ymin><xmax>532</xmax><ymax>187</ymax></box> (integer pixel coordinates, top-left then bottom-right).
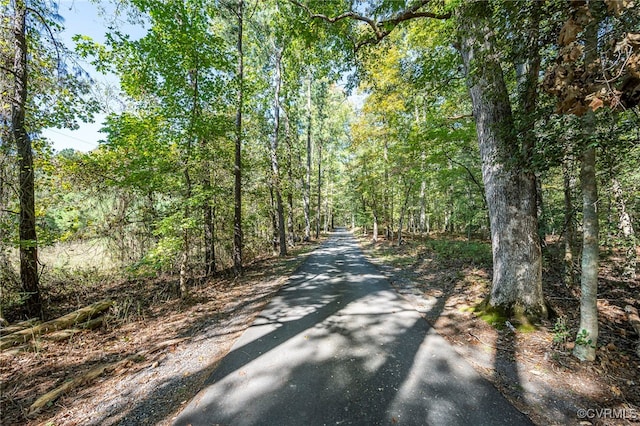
<box><xmin>289</xmin><ymin>0</ymin><xmax>451</xmax><ymax>50</ymax></box>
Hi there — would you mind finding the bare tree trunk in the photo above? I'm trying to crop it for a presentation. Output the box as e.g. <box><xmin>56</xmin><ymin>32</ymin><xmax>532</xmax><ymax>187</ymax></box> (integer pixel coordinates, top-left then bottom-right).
<box><xmin>270</xmin><ymin>47</ymin><xmax>286</xmax><ymax>256</ymax></box>
<box><xmin>233</xmin><ymin>0</ymin><xmax>244</xmax><ymax>275</ymax></box>
<box><xmin>457</xmin><ymin>1</ymin><xmax>546</xmax><ymax>321</ymax></box>
<box><xmin>284</xmin><ymin>109</ymin><xmax>296</xmax><ymax>247</ymax></box>
<box><xmin>573</xmin><ymin>11</ymin><xmax>601</xmax><ymax>361</ymax></box>
<box><xmin>204</xmin><ymin>189</ymin><xmax>215</xmax><ymax>275</ymax></box>
<box><xmin>574</xmin><ymin>143</ymin><xmax>599</xmax><ymax>361</ymax></box>
<box><xmin>12</xmin><ymin>0</ymin><xmax>42</xmax><ymax>318</ymax></box>
<box><xmin>563</xmin><ymin>154</ymin><xmax>576</xmax><ymax>286</ymax></box>
<box><xmin>315</xmin><ymin>140</ymin><xmax>322</xmax><ymax>239</ymax></box>
<box><xmin>303</xmin><ymin>78</ymin><xmax>312</xmax><ymax>241</ymax></box>
<box><xmin>612</xmin><ymin>178</ymin><xmax>637</xmax><ymax>278</ymax></box>
<box><xmin>419</xmin><ymin>154</ymin><xmax>427</xmax><ymax>234</ymax></box>
<box><xmin>397</xmin><ymin>182</ymin><xmax>412</xmax><ymax>246</ymax></box>
<box><xmin>179</xmin><ymin>166</ymin><xmax>192</xmax><ymax>299</ymax></box>
<box><xmin>372</xmin><ymin>212</ymin><xmax>378</xmax><ymax>243</ymax></box>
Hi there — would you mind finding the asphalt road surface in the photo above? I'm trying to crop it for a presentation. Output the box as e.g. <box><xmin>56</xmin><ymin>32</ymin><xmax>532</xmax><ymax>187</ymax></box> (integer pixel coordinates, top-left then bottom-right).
<box><xmin>173</xmin><ymin>229</ymin><xmax>533</xmax><ymax>426</ymax></box>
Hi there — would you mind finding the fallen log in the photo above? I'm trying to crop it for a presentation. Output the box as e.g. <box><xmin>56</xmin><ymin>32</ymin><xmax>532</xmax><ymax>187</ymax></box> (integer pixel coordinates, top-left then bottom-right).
<box><xmin>27</xmin><ymin>337</ymin><xmax>190</xmax><ymax>416</ymax></box>
<box><xmin>625</xmin><ymin>305</ymin><xmax>640</xmax><ymax>358</ymax></box>
<box><xmin>28</xmin><ymin>360</ymin><xmax>123</xmax><ymax>416</ymax></box>
<box><xmin>1</xmin><ymin>318</ymin><xmax>40</xmax><ymax>335</ymax></box>
<box><xmin>44</xmin><ymin>316</ymin><xmax>106</xmax><ymax>342</ymax></box>
<box><xmin>0</xmin><ymin>300</ymin><xmax>112</xmax><ymax>350</ymax></box>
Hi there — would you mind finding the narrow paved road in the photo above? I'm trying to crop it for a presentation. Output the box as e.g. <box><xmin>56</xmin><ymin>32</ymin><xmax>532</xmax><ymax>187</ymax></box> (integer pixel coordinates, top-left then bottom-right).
<box><xmin>174</xmin><ymin>229</ymin><xmax>532</xmax><ymax>425</ymax></box>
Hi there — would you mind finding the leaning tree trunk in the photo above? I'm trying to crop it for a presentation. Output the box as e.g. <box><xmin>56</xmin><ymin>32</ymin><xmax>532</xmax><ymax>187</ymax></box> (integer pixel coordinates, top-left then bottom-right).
<box><xmin>12</xmin><ymin>1</ymin><xmax>42</xmax><ymax>319</ymax></box>
<box><xmin>270</xmin><ymin>47</ymin><xmax>286</xmax><ymax>257</ymax></box>
<box><xmin>574</xmin><ymin>143</ymin><xmax>599</xmax><ymax>361</ymax></box>
<box><xmin>456</xmin><ymin>1</ymin><xmax>546</xmax><ymax>321</ymax></box>
<box><xmin>232</xmin><ymin>0</ymin><xmax>244</xmax><ymax>275</ymax></box>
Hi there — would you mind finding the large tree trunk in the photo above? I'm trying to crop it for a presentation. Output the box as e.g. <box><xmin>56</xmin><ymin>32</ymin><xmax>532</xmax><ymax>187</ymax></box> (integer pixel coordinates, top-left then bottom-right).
<box><xmin>303</xmin><ymin>78</ymin><xmax>312</xmax><ymax>241</ymax></box>
<box><xmin>233</xmin><ymin>0</ymin><xmax>244</xmax><ymax>275</ymax></box>
<box><xmin>573</xmin><ymin>11</ymin><xmax>601</xmax><ymax>362</ymax></box>
<box><xmin>12</xmin><ymin>1</ymin><xmax>42</xmax><ymax>319</ymax></box>
<box><xmin>270</xmin><ymin>48</ymin><xmax>286</xmax><ymax>256</ymax></box>
<box><xmin>456</xmin><ymin>1</ymin><xmax>546</xmax><ymax>321</ymax></box>
<box><xmin>574</xmin><ymin>144</ymin><xmax>599</xmax><ymax>361</ymax></box>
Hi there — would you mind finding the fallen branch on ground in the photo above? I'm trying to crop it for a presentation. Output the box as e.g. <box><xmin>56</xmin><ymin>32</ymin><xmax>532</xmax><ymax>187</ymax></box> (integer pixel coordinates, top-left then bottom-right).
<box><xmin>0</xmin><ymin>300</ymin><xmax>112</xmax><ymax>350</ymax></box>
<box><xmin>27</xmin><ymin>336</ymin><xmax>189</xmax><ymax>416</ymax></box>
<box><xmin>0</xmin><ymin>318</ymin><xmax>40</xmax><ymax>335</ymax></box>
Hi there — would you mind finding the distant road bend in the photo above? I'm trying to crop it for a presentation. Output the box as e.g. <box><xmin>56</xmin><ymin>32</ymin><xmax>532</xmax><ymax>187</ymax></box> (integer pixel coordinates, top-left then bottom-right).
<box><xmin>174</xmin><ymin>229</ymin><xmax>532</xmax><ymax>425</ymax></box>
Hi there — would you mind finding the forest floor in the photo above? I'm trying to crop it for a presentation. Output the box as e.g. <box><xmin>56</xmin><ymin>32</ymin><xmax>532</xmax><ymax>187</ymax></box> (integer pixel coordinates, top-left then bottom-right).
<box><xmin>1</xmin><ymin>232</ymin><xmax>639</xmax><ymax>425</ymax></box>
<box><xmin>358</xmin><ymin>232</ymin><xmax>640</xmax><ymax>426</ymax></box>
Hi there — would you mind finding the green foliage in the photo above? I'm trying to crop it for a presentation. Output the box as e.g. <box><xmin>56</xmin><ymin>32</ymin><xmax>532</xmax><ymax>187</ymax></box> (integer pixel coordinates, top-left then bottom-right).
<box><xmin>552</xmin><ymin>317</ymin><xmax>571</xmax><ymax>346</ymax></box>
<box><xmin>575</xmin><ymin>329</ymin><xmax>596</xmax><ymax>349</ymax></box>
<box><xmin>424</xmin><ymin>239</ymin><xmax>492</xmax><ymax>265</ymax></box>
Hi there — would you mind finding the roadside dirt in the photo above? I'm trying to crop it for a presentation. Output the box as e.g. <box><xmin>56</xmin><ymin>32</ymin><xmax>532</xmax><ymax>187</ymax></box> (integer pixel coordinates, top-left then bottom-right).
<box><xmin>358</xmin><ymin>233</ymin><xmax>640</xmax><ymax>426</ymax></box>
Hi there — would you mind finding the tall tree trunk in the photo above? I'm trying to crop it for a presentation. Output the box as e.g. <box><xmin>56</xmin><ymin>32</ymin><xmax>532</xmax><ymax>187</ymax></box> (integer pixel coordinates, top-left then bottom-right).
<box><xmin>179</xmin><ymin>165</ymin><xmax>192</xmax><ymax>299</ymax></box>
<box><xmin>315</xmin><ymin>140</ymin><xmax>322</xmax><ymax>239</ymax></box>
<box><xmin>419</xmin><ymin>152</ymin><xmax>427</xmax><ymax>234</ymax></box>
<box><xmin>12</xmin><ymin>1</ymin><xmax>42</xmax><ymax>319</ymax></box>
<box><xmin>270</xmin><ymin>48</ymin><xmax>286</xmax><ymax>256</ymax></box>
<box><xmin>574</xmin><ymin>143</ymin><xmax>599</xmax><ymax>361</ymax></box>
<box><xmin>303</xmin><ymin>78</ymin><xmax>312</xmax><ymax>241</ymax></box>
<box><xmin>372</xmin><ymin>211</ymin><xmax>378</xmax><ymax>243</ymax></box>
<box><xmin>203</xmin><ymin>177</ymin><xmax>215</xmax><ymax>275</ymax></box>
<box><xmin>284</xmin><ymin>108</ymin><xmax>296</xmax><ymax>247</ymax></box>
<box><xmin>397</xmin><ymin>182</ymin><xmax>412</xmax><ymax>246</ymax></box>
<box><xmin>233</xmin><ymin>0</ymin><xmax>244</xmax><ymax>275</ymax></box>
<box><xmin>574</xmin><ymin>11</ymin><xmax>601</xmax><ymax>362</ymax></box>
<box><xmin>563</xmin><ymin>154</ymin><xmax>576</xmax><ymax>286</ymax></box>
<box><xmin>456</xmin><ymin>1</ymin><xmax>546</xmax><ymax>321</ymax></box>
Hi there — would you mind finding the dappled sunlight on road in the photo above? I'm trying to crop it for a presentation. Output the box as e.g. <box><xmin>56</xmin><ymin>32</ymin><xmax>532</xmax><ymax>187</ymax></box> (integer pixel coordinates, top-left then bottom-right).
<box><xmin>174</xmin><ymin>230</ymin><xmax>532</xmax><ymax>426</ymax></box>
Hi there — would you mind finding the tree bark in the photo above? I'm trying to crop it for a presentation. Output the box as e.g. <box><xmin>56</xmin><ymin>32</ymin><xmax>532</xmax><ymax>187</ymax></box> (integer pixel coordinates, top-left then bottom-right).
<box><xmin>303</xmin><ymin>78</ymin><xmax>312</xmax><ymax>241</ymax></box>
<box><xmin>270</xmin><ymin>48</ymin><xmax>287</xmax><ymax>256</ymax></box>
<box><xmin>233</xmin><ymin>0</ymin><xmax>244</xmax><ymax>275</ymax></box>
<box><xmin>456</xmin><ymin>1</ymin><xmax>546</xmax><ymax>321</ymax></box>
<box><xmin>315</xmin><ymin>139</ymin><xmax>322</xmax><ymax>239</ymax></box>
<box><xmin>283</xmin><ymin>106</ymin><xmax>296</xmax><ymax>246</ymax></box>
<box><xmin>419</xmin><ymin>152</ymin><xmax>427</xmax><ymax>234</ymax></box>
<box><xmin>574</xmin><ymin>143</ymin><xmax>599</xmax><ymax>361</ymax></box>
<box><xmin>573</xmin><ymin>10</ymin><xmax>601</xmax><ymax>362</ymax></box>
<box><xmin>179</xmin><ymin>165</ymin><xmax>191</xmax><ymax>299</ymax></box>
<box><xmin>12</xmin><ymin>0</ymin><xmax>42</xmax><ymax>319</ymax></box>
<box><xmin>563</xmin><ymin>154</ymin><xmax>576</xmax><ymax>286</ymax></box>
<box><xmin>372</xmin><ymin>212</ymin><xmax>378</xmax><ymax>243</ymax></box>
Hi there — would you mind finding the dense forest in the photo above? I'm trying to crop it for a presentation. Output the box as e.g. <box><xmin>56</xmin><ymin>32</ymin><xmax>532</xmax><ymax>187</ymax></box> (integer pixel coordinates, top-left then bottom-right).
<box><xmin>1</xmin><ymin>0</ymin><xmax>640</xmax><ymax>422</ymax></box>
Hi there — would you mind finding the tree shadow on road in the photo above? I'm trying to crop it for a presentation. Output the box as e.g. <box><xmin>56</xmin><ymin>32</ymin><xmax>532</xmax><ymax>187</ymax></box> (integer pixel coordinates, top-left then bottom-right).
<box><xmin>103</xmin><ymin>231</ymin><xmax>533</xmax><ymax>425</ymax></box>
